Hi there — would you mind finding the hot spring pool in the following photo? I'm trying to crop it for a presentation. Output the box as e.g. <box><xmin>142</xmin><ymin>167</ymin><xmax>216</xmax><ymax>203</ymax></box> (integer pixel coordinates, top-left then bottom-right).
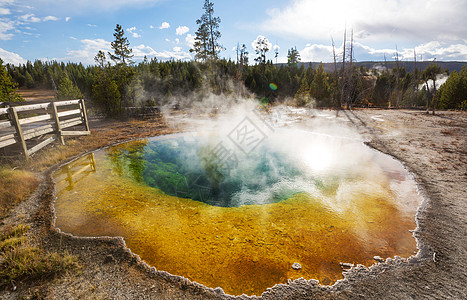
<box><xmin>53</xmin><ymin>130</ymin><xmax>422</xmax><ymax>296</ymax></box>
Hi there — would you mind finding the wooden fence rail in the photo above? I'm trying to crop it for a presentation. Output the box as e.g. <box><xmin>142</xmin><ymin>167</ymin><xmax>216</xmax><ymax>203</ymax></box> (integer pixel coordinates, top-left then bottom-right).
<box><xmin>0</xmin><ymin>99</ymin><xmax>90</xmax><ymax>160</ymax></box>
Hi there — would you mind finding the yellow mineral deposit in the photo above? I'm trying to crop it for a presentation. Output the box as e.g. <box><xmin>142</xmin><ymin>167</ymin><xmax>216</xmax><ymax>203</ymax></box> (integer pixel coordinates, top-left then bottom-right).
<box><xmin>53</xmin><ymin>138</ymin><xmax>420</xmax><ymax>296</ymax></box>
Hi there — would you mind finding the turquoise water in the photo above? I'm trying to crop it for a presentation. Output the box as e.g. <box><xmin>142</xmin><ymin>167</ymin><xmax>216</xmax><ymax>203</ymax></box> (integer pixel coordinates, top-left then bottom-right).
<box><xmin>107</xmin><ymin>136</ymin><xmax>313</xmax><ymax>207</ymax></box>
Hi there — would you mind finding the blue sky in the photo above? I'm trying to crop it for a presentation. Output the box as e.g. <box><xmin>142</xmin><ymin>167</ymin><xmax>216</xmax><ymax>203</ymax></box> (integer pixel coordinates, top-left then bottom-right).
<box><xmin>1</xmin><ymin>0</ymin><xmax>467</xmax><ymax>66</ymax></box>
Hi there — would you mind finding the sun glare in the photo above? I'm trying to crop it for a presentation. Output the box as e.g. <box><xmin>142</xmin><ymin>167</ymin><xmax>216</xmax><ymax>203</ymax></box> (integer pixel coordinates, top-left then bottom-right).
<box><xmin>302</xmin><ymin>143</ymin><xmax>334</xmax><ymax>172</ymax></box>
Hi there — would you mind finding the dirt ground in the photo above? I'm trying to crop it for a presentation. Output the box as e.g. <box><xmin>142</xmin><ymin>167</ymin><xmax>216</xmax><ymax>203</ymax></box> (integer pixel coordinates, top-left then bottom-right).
<box><xmin>17</xmin><ymin>89</ymin><xmax>56</xmax><ymax>102</ymax></box>
<box><xmin>0</xmin><ymin>109</ymin><xmax>466</xmax><ymax>299</ymax></box>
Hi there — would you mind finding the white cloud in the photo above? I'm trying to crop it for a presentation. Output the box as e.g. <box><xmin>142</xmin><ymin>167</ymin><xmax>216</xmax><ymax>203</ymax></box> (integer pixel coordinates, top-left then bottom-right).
<box><xmin>0</xmin><ymin>0</ymin><xmax>15</xmax><ymax>5</ymax></box>
<box><xmin>65</xmin><ymin>17</ymin><xmax>71</xmax><ymax>22</ymax></box>
<box><xmin>12</xmin><ymin>0</ymin><xmax>164</xmax><ymax>15</ymax></box>
<box><xmin>43</xmin><ymin>16</ymin><xmax>59</xmax><ymax>21</ymax></box>
<box><xmin>133</xmin><ymin>44</ymin><xmax>157</xmax><ymax>57</ymax></box>
<box><xmin>261</xmin><ymin>0</ymin><xmax>467</xmax><ymax>44</ymax></box>
<box><xmin>149</xmin><ymin>25</ymin><xmax>154</xmax><ymax>29</ymax></box>
<box><xmin>300</xmin><ymin>44</ymin><xmax>334</xmax><ymax>62</ymax></box>
<box><xmin>87</xmin><ymin>24</ymin><xmax>97</xmax><ymax>27</ymax></box>
<box><xmin>0</xmin><ymin>19</ymin><xmax>14</xmax><ymax>40</ymax></box>
<box><xmin>185</xmin><ymin>34</ymin><xmax>195</xmax><ymax>48</ymax></box>
<box><xmin>296</xmin><ymin>40</ymin><xmax>467</xmax><ymax>62</ymax></box>
<box><xmin>346</xmin><ymin>41</ymin><xmax>467</xmax><ymax>61</ymax></box>
<box><xmin>127</xmin><ymin>26</ymin><xmax>141</xmax><ymax>38</ymax></box>
<box><xmin>412</xmin><ymin>42</ymin><xmax>467</xmax><ymax>61</ymax></box>
<box><xmin>20</xmin><ymin>14</ymin><xmax>41</xmax><ymax>23</ymax></box>
<box><xmin>163</xmin><ymin>33</ymin><xmax>195</xmax><ymax>48</ymax></box>
<box><xmin>158</xmin><ymin>50</ymin><xmax>192</xmax><ymax>61</ymax></box>
<box><xmin>133</xmin><ymin>44</ymin><xmax>192</xmax><ymax>61</ymax></box>
<box><xmin>66</xmin><ymin>38</ymin><xmax>111</xmax><ymax>65</ymax></box>
<box><xmin>176</xmin><ymin>25</ymin><xmax>189</xmax><ymax>36</ymax></box>
<box><xmin>159</xmin><ymin>22</ymin><xmax>170</xmax><ymax>29</ymax></box>
<box><xmin>0</xmin><ymin>7</ymin><xmax>11</xmax><ymax>14</ymax></box>
<box><xmin>0</xmin><ymin>47</ymin><xmax>27</xmax><ymax>65</ymax></box>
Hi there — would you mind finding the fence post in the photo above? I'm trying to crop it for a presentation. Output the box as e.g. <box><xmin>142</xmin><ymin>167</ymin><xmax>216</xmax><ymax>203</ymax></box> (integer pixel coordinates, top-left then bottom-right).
<box><xmin>79</xmin><ymin>99</ymin><xmax>90</xmax><ymax>132</ymax></box>
<box><xmin>8</xmin><ymin>107</ymin><xmax>28</xmax><ymax>160</ymax></box>
<box><xmin>51</xmin><ymin>102</ymin><xmax>65</xmax><ymax>145</ymax></box>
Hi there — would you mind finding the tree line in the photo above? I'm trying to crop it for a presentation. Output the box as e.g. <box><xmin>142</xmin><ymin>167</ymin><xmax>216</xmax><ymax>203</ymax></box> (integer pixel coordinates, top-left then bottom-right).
<box><xmin>3</xmin><ymin>55</ymin><xmax>465</xmax><ymax>113</ymax></box>
<box><xmin>1</xmin><ymin>0</ymin><xmax>465</xmax><ymax>114</ymax></box>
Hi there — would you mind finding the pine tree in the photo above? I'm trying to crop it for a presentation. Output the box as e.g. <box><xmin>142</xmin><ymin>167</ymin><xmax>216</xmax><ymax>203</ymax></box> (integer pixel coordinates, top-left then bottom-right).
<box><xmin>437</xmin><ymin>67</ymin><xmax>467</xmax><ymax>109</ymax></box>
<box><xmin>56</xmin><ymin>74</ymin><xmax>83</xmax><ymax>100</ymax></box>
<box><xmin>191</xmin><ymin>20</ymin><xmax>209</xmax><ymax>61</ymax></box>
<box><xmin>253</xmin><ymin>35</ymin><xmax>270</xmax><ymax>65</ymax></box>
<box><xmin>287</xmin><ymin>47</ymin><xmax>301</xmax><ymax>66</ymax></box>
<box><xmin>239</xmin><ymin>44</ymin><xmax>248</xmax><ymax>66</ymax></box>
<box><xmin>24</xmin><ymin>71</ymin><xmax>35</xmax><ymax>88</ymax></box>
<box><xmin>191</xmin><ymin>0</ymin><xmax>222</xmax><ymax>61</ymax></box>
<box><xmin>274</xmin><ymin>45</ymin><xmax>279</xmax><ymax>64</ymax></box>
<box><xmin>92</xmin><ymin>70</ymin><xmax>122</xmax><ymax>117</ymax></box>
<box><xmin>0</xmin><ymin>58</ymin><xmax>24</xmax><ymax>102</ymax></box>
<box><xmin>294</xmin><ymin>74</ymin><xmax>311</xmax><ymax>106</ymax></box>
<box><xmin>109</xmin><ymin>24</ymin><xmax>134</xmax><ymax>65</ymax></box>
<box><xmin>310</xmin><ymin>62</ymin><xmax>330</xmax><ymax>102</ymax></box>
<box><xmin>95</xmin><ymin>50</ymin><xmax>107</xmax><ymax>68</ymax></box>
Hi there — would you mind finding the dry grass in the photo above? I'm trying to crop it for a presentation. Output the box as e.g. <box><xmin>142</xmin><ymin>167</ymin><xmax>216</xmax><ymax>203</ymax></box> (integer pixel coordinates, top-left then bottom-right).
<box><xmin>0</xmin><ymin>169</ymin><xmax>39</xmax><ymax>219</ymax></box>
<box><xmin>16</xmin><ymin>89</ymin><xmax>56</xmax><ymax>102</ymax></box>
<box><xmin>0</xmin><ymin>224</ymin><xmax>80</xmax><ymax>290</ymax></box>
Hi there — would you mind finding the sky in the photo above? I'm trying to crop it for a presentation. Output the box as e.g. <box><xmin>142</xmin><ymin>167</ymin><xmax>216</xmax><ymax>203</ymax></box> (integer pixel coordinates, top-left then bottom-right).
<box><xmin>1</xmin><ymin>0</ymin><xmax>467</xmax><ymax>66</ymax></box>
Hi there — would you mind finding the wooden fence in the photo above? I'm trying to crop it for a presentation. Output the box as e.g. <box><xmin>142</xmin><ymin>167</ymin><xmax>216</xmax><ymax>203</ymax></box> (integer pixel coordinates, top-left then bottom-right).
<box><xmin>0</xmin><ymin>99</ymin><xmax>90</xmax><ymax>160</ymax></box>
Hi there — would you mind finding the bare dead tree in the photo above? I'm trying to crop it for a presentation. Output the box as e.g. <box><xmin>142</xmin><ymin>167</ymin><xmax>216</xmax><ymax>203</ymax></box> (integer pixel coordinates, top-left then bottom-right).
<box><xmin>347</xmin><ymin>29</ymin><xmax>354</xmax><ymax>109</ymax></box>
<box><xmin>349</xmin><ymin>29</ymin><xmax>354</xmax><ymax>67</ymax></box>
<box><xmin>340</xmin><ymin>28</ymin><xmax>347</xmax><ymax>109</ymax></box>
<box><xmin>331</xmin><ymin>37</ymin><xmax>340</xmax><ymax>109</ymax></box>
<box><xmin>394</xmin><ymin>45</ymin><xmax>401</xmax><ymax>108</ymax></box>
<box><xmin>383</xmin><ymin>54</ymin><xmax>392</xmax><ymax>108</ymax></box>
<box><xmin>411</xmin><ymin>49</ymin><xmax>418</xmax><ymax>108</ymax></box>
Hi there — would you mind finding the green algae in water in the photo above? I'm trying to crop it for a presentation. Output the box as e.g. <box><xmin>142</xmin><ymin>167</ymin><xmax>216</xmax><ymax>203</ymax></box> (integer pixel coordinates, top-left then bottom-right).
<box><xmin>53</xmin><ymin>132</ymin><xmax>422</xmax><ymax>296</ymax></box>
<box><xmin>107</xmin><ymin>136</ymin><xmax>309</xmax><ymax>207</ymax></box>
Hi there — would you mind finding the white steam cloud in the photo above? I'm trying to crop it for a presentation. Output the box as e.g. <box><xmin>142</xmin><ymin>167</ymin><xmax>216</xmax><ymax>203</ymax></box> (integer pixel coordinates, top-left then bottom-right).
<box><xmin>159</xmin><ymin>97</ymin><xmax>421</xmax><ymax>219</ymax></box>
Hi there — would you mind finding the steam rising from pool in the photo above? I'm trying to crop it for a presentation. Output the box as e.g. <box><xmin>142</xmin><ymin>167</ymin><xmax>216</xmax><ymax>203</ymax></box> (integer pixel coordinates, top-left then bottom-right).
<box><xmin>53</xmin><ymin>105</ymin><xmax>422</xmax><ymax>296</ymax></box>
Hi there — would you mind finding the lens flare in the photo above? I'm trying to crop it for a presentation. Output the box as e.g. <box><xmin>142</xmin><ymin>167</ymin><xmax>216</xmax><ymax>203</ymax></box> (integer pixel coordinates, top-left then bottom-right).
<box><xmin>269</xmin><ymin>83</ymin><xmax>278</xmax><ymax>91</ymax></box>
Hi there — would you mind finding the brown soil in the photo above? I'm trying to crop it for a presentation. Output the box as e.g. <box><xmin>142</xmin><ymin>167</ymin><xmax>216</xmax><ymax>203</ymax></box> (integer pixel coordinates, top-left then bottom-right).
<box><xmin>0</xmin><ymin>109</ymin><xmax>466</xmax><ymax>299</ymax></box>
<box><xmin>17</xmin><ymin>89</ymin><xmax>56</xmax><ymax>102</ymax></box>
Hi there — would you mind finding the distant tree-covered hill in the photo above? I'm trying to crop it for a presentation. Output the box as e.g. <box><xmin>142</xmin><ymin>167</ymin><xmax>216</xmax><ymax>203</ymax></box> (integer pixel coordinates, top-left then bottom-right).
<box><xmin>284</xmin><ymin>61</ymin><xmax>467</xmax><ymax>73</ymax></box>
